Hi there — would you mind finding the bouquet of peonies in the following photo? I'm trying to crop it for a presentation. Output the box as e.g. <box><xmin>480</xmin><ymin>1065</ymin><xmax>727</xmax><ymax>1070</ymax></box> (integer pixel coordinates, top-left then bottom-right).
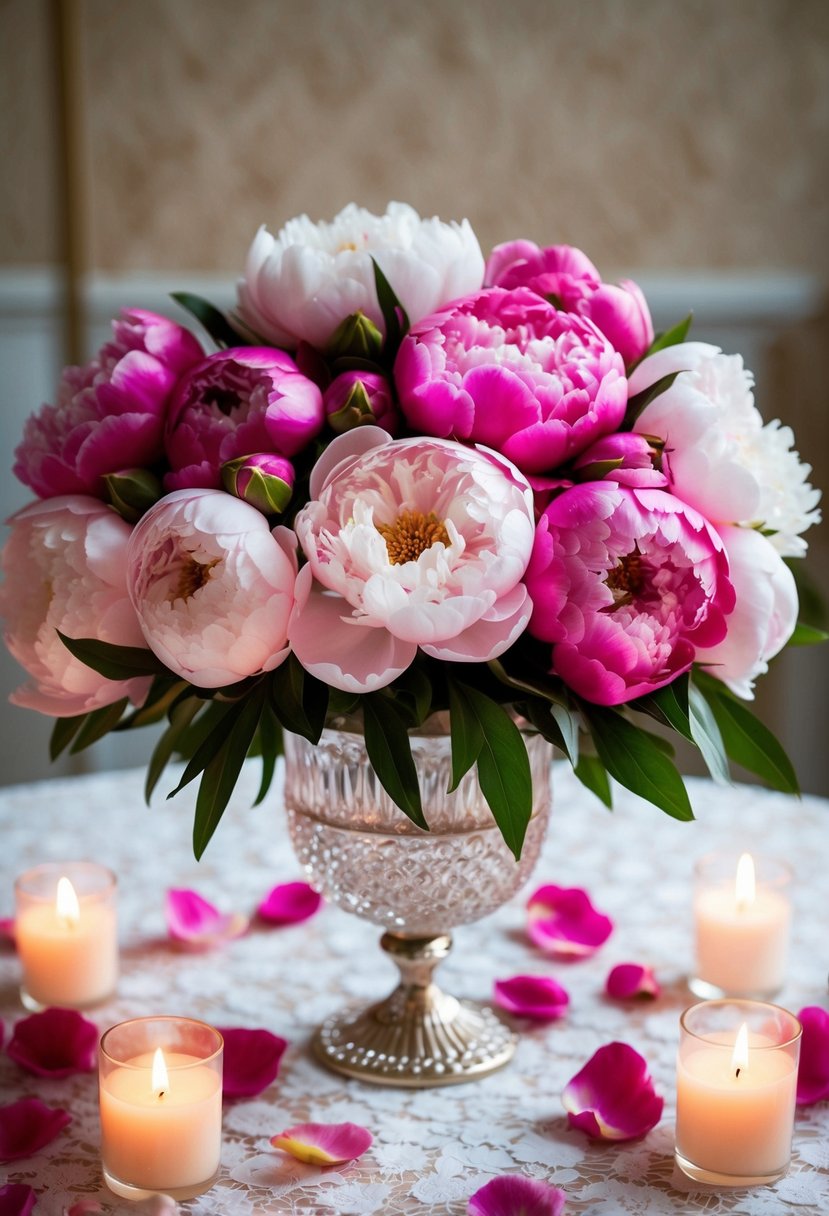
<box><xmin>1</xmin><ymin>202</ymin><xmax>822</xmax><ymax>859</ymax></box>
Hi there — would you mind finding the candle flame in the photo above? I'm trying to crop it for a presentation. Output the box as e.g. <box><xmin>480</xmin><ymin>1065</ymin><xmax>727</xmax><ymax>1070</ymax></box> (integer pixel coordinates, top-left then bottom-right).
<box><xmin>734</xmin><ymin>852</ymin><xmax>755</xmax><ymax>911</ymax></box>
<box><xmin>151</xmin><ymin>1047</ymin><xmax>169</xmax><ymax>1098</ymax></box>
<box><xmin>55</xmin><ymin>876</ymin><xmax>80</xmax><ymax>926</ymax></box>
<box><xmin>732</xmin><ymin>1022</ymin><xmax>750</xmax><ymax>1077</ymax></box>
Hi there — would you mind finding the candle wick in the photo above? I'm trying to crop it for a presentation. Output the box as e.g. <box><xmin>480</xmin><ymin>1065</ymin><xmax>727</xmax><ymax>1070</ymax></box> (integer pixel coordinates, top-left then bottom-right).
<box><xmin>735</xmin><ymin>1068</ymin><xmax>741</xmax><ymax>1079</ymax></box>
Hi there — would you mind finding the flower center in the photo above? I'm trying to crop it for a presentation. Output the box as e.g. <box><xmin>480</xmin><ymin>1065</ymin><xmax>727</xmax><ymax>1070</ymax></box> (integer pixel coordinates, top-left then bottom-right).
<box><xmin>376</xmin><ymin>510</ymin><xmax>450</xmax><ymax>565</ymax></box>
<box><xmin>604</xmin><ymin>547</ymin><xmax>645</xmax><ymax>610</ymax></box>
<box><xmin>173</xmin><ymin>556</ymin><xmax>220</xmax><ymax>602</ymax></box>
<box><xmin>201</xmin><ymin>387</ymin><xmax>242</xmax><ymax>416</ymax></box>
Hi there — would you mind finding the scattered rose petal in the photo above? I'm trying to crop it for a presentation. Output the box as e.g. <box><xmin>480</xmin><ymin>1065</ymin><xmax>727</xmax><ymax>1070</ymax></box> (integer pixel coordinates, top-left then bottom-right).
<box><xmin>257</xmin><ymin>881</ymin><xmax>322</xmax><ymax>925</ymax></box>
<box><xmin>65</xmin><ymin>1202</ymin><xmax>103</xmax><ymax>1215</ymax></box>
<box><xmin>270</xmin><ymin>1121</ymin><xmax>373</xmax><ymax>1165</ymax></box>
<box><xmin>0</xmin><ymin>1097</ymin><xmax>71</xmax><ymax>1160</ymax></box>
<box><xmin>0</xmin><ymin>1184</ymin><xmax>37</xmax><ymax>1216</ymax></box>
<box><xmin>218</xmin><ymin>1027</ymin><xmax>288</xmax><ymax>1099</ymax></box>
<box><xmin>605</xmin><ymin>963</ymin><xmax>660</xmax><ymax>1001</ymax></box>
<box><xmin>527</xmin><ymin>884</ymin><xmax>613</xmax><ymax>958</ymax></box>
<box><xmin>493</xmin><ymin>975</ymin><xmax>570</xmax><ymax>1020</ymax></box>
<box><xmin>0</xmin><ymin>917</ymin><xmax>15</xmax><ymax>947</ymax></box>
<box><xmin>7</xmin><ymin>1007</ymin><xmax>98</xmax><ymax>1077</ymax></box>
<box><xmin>468</xmin><ymin>1174</ymin><xmax>566</xmax><ymax>1216</ymax></box>
<box><xmin>165</xmin><ymin>889</ymin><xmax>248</xmax><ymax>946</ymax></box>
<box><xmin>796</xmin><ymin>1006</ymin><xmax>829</xmax><ymax>1105</ymax></box>
<box><xmin>562</xmin><ymin>1042</ymin><xmax>663</xmax><ymax>1140</ymax></box>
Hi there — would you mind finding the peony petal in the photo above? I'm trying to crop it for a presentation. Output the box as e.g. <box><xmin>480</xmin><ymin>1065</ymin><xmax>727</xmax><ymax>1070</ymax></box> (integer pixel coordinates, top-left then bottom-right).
<box><xmin>65</xmin><ymin>1202</ymin><xmax>104</xmax><ymax>1215</ymax></box>
<box><xmin>165</xmin><ymin>889</ymin><xmax>248</xmax><ymax>946</ymax></box>
<box><xmin>7</xmin><ymin>1007</ymin><xmax>98</xmax><ymax>1077</ymax></box>
<box><xmin>493</xmin><ymin>975</ymin><xmax>570</xmax><ymax>1021</ymax></box>
<box><xmin>270</xmin><ymin>1121</ymin><xmax>373</xmax><ymax>1166</ymax></box>
<box><xmin>0</xmin><ymin>1184</ymin><xmax>38</xmax><ymax>1216</ymax></box>
<box><xmin>562</xmin><ymin>1042</ymin><xmax>663</xmax><ymax>1140</ymax></box>
<box><xmin>468</xmin><ymin>1174</ymin><xmax>567</xmax><ymax>1216</ymax></box>
<box><xmin>0</xmin><ymin>1097</ymin><xmax>71</xmax><ymax>1160</ymax></box>
<box><xmin>605</xmin><ymin>963</ymin><xmax>660</xmax><ymax>1001</ymax></box>
<box><xmin>796</xmin><ymin>1006</ymin><xmax>829</xmax><ymax>1105</ymax></box>
<box><xmin>257</xmin><ymin>881</ymin><xmax>322</xmax><ymax>925</ymax></box>
<box><xmin>218</xmin><ymin>1027</ymin><xmax>288</xmax><ymax>1099</ymax></box>
<box><xmin>527</xmin><ymin>884</ymin><xmax>613</xmax><ymax>958</ymax></box>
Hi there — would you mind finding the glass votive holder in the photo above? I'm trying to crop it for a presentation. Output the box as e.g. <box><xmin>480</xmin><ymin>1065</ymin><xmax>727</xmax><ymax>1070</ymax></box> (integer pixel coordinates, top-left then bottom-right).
<box><xmin>690</xmin><ymin>851</ymin><xmax>792</xmax><ymax>999</ymax></box>
<box><xmin>99</xmin><ymin>1016</ymin><xmax>224</xmax><ymax>1201</ymax></box>
<box><xmin>675</xmin><ymin>999</ymin><xmax>801</xmax><ymax>1187</ymax></box>
<box><xmin>14</xmin><ymin>860</ymin><xmax>118</xmax><ymax>1011</ymax></box>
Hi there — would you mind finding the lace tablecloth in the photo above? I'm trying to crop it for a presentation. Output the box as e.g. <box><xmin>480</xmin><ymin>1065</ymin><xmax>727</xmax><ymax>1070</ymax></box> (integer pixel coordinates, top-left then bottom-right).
<box><xmin>1</xmin><ymin>763</ymin><xmax>827</xmax><ymax>1215</ymax></box>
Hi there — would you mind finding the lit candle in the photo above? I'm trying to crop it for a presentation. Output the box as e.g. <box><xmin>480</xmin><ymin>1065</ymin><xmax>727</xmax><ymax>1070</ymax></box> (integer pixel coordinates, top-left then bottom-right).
<box><xmin>99</xmin><ymin>1016</ymin><xmax>223</xmax><ymax>1201</ymax></box>
<box><xmin>692</xmin><ymin>851</ymin><xmax>791</xmax><ymax>998</ymax></box>
<box><xmin>675</xmin><ymin>999</ymin><xmax>801</xmax><ymax>1186</ymax></box>
<box><xmin>15</xmin><ymin>861</ymin><xmax>118</xmax><ymax>1009</ymax></box>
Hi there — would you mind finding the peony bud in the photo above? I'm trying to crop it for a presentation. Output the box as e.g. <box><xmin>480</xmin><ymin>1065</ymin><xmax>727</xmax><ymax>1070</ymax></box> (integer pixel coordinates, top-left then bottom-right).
<box><xmin>324</xmin><ymin>311</ymin><xmax>384</xmax><ymax>362</ymax></box>
<box><xmin>323</xmin><ymin>371</ymin><xmax>398</xmax><ymax>435</ymax></box>
<box><xmin>103</xmin><ymin>468</ymin><xmax>165</xmax><ymax>523</ymax></box>
<box><xmin>221</xmin><ymin>453</ymin><xmax>295</xmax><ymax>515</ymax></box>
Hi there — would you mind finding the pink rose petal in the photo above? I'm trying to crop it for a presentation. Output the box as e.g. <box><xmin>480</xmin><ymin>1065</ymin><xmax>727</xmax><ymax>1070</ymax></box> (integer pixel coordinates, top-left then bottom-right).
<box><xmin>493</xmin><ymin>975</ymin><xmax>570</xmax><ymax>1021</ymax></box>
<box><xmin>0</xmin><ymin>1097</ymin><xmax>71</xmax><ymax>1160</ymax></box>
<box><xmin>562</xmin><ymin>1042</ymin><xmax>663</xmax><ymax>1140</ymax></box>
<box><xmin>218</xmin><ymin>1026</ymin><xmax>288</xmax><ymax>1099</ymax></box>
<box><xmin>7</xmin><ymin>1007</ymin><xmax>98</xmax><ymax>1077</ymax></box>
<box><xmin>257</xmin><ymin>881</ymin><xmax>322</xmax><ymax>925</ymax></box>
<box><xmin>165</xmin><ymin>888</ymin><xmax>248</xmax><ymax>946</ymax></box>
<box><xmin>796</xmin><ymin>1005</ymin><xmax>829</xmax><ymax>1105</ymax></box>
<box><xmin>65</xmin><ymin>1202</ymin><xmax>104</xmax><ymax>1215</ymax></box>
<box><xmin>605</xmin><ymin>963</ymin><xmax>660</xmax><ymax>1001</ymax></box>
<box><xmin>527</xmin><ymin>884</ymin><xmax>613</xmax><ymax>958</ymax></box>
<box><xmin>0</xmin><ymin>1184</ymin><xmax>38</xmax><ymax>1216</ymax></box>
<box><xmin>0</xmin><ymin>917</ymin><xmax>15</xmax><ymax>948</ymax></box>
<box><xmin>468</xmin><ymin>1175</ymin><xmax>567</xmax><ymax>1216</ymax></box>
<box><xmin>270</xmin><ymin>1121</ymin><xmax>373</xmax><ymax>1166</ymax></box>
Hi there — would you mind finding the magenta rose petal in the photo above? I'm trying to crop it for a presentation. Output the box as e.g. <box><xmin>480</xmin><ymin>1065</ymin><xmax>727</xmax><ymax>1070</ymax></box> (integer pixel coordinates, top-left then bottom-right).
<box><xmin>796</xmin><ymin>1006</ymin><xmax>829</xmax><ymax>1105</ymax></box>
<box><xmin>468</xmin><ymin>1174</ymin><xmax>567</xmax><ymax>1216</ymax></box>
<box><xmin>65</xmin><ymin>1202</ymin><xmax>104</xmax><ymax>1215</ymax></box>
<box><xmin>218</xmin><ymin>1027</ymin><xmax>288</xmax><ymax>1099</ymax></box>
<box><xmin>605</xmin><ymin>963</ymin><xmax>660</xmax><ymax>1001</ymax></box>
<box><xmin>0</xmin><ymin>1097</ymin><xmax>71</xmax><ymax>1160</ymax></box>
<box><xmin>270</xmin><ymin>1121</ymin><xmax>373</xmax><ymax>1165</ymax></box>
<box><xmin>527</xmin><ymin>884</ymin><xmax>613</xmax><ymax>958</ymax></box>
<box><xmin>7</xmin><ymin>1007</ymin><xmax>98</xmax><ymax>1077</ymax></box>
<box><xmin>0</xmin><ymin>1184</ymin><xmax>38</xmax><ymax>1216</ymax></box>
<box><xmin>562</xmin><ymin>1042</ymin><xmax>663</xmax><ymax>1140</ymax></box>
<box><xmin>165</xmin><ymin>889</ymin><xmax>248</xmax><ymax>946</ymax></box>
<box><xmin>257</xmin><ymin>882</ymin><xmax>323</xmax><ymax>926</ymax></box>
<box><xmin>0</xmin><ymin>916</ymin><xmax>15</xmax><ymax>947</ymax></box>
<box><xmin>493</xmin><ymin>975</ymin><xmax>570</xmax><ymax>1021</ymax></box>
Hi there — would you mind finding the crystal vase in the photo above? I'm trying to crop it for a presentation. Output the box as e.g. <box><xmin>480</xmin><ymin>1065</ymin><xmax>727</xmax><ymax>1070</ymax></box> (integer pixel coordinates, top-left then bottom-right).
<box><xmin>283</xmin><ymin>715</ymin><xmax>551</xmax><ymax>1087</ymax></box>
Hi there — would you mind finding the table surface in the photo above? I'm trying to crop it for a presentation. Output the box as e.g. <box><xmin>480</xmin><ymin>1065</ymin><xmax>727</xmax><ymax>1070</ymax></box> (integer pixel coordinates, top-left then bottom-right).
<box><xmin>1</xmin><ymin>762</ymin><xmax>827</xmax><ymax>1216</ymax></box>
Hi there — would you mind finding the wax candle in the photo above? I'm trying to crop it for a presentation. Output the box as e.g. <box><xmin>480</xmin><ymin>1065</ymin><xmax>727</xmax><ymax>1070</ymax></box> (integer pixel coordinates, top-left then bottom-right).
<box><xmin>691</xmin><ymin>851</ymin><xmax>791</xmax><ymax>998</ymax></box>
<box><xmin>15</xmin><ymin>861</ymin><xmax>118</xmax><ymax>1010</ymax></box>
<box><xmin>675</xmin><ymin>1000</ymin><xmax>801</xmax><ymax>1186</ymax></box>
<box><xmin>99</xmin><ymin>1017</ymin><xmax>223</xmax><ymax>1201</ymax></box>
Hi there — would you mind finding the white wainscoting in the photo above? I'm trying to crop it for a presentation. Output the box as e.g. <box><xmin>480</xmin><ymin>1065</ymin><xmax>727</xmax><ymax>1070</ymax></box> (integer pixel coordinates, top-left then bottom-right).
<box><xmin>0</xmin><ymin>267</ymin><xmax>825</xmax><ymax>792</ymax></box>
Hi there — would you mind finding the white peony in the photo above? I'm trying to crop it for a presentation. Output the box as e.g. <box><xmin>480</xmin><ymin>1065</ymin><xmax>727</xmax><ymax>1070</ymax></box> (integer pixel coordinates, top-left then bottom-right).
<box><xmin>235</xmin><ymin>201</ymin><xmax>485</xmax><ymax>350</ymax></box>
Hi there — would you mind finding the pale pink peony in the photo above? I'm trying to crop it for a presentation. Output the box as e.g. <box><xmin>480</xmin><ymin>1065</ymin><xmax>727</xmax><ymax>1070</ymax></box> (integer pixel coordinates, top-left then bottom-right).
<box><xmin>290</xmin><ymin>428</ymin><xmax>535</xmax><ymax>692</ymax></box>
<box><xmin>126</xmin><ymin>488</ymin><xmax>297</xmax><ymax>687</ymax></box>
<box><xmin>485</xmin><ymin>241</ymin><xmax>654</xmax><ymax>365</ymax></box>
<box><xmin>14</xmin><ymin>309</ymin><xmax>203</xmax><ymax>499</ymax></box>
<box><xmin>526</xmin><ymin>482</ymin><xmax>735</xmax><ymax>705</ymax></box>
<box><xmin>0</xmin><ymin>496</ymin><xmax>150</xmax><ymax>716</ymax></box>
<box><xmin>394</xmin><ymin>287</ymin><xmax>627</xmax><ymax>475</ymax></box>
<box><xmin>164</xmin><ymin>347</ymin><xmax>323</xmax><ymax>491</ymax></box>
<box><xmin>236</xmin><ymin>201</ymin><xmax>484</xmax><ymax>350</ymax></box>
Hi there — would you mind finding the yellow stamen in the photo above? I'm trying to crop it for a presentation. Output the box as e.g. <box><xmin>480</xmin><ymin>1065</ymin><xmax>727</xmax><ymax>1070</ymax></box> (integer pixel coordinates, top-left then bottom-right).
<box><xmin>377</xmin><ymin>510</ymin><xmax>450</xmax><ymax>565</ymax></box>
<box><xmin>172</xmin><ymin>557</ymin><xmax>219</xmax><ymax>602</ymax></box>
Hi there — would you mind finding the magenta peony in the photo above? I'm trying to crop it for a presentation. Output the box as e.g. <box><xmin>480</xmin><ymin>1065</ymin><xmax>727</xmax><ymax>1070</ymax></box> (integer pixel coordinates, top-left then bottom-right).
<box><xmin>323</xmin><ymin>369</ymin><xmax>398</xmax><ymax>435</ymax></box>
<box><xmin>14</xmin><ymin>309</ymin><xmax>202</xmax><ymax>499</ymax></box>
<box><xmin>394</xmin><ymin>287</ymin><xmax>627</xmax><ymax>475</ymax></box>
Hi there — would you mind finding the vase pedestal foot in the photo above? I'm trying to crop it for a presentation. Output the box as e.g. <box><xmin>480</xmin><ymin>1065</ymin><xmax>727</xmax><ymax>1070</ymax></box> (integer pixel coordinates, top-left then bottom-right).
<box><xmin>311</xmin><ymin>931</ymin><xmax>516</xmax><ymax>1087</ymax></box>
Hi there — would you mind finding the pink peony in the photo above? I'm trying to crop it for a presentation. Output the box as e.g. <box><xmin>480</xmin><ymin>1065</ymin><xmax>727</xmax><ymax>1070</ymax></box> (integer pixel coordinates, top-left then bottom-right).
<box><xmin>14</xmin><ymin>309</ymin><xmax>202</xmax><ymax>499</ymax></box>
<box><xmin>323</xmin><ymin>370</ymin><xmax>399</xmax><ymax>435</ymax></box>
<box><xmin>526</xmin><ymin>482</ymin><xmax>735</xmax><ymax>705</ymax></box>
<box><xmin>290</xmin><ymin>428</ymin><xmax>535</xmax><ymax>692</ymax></box>
<box><xmin>394</xmin><ymin>287</ymin><xmax>627</xmax><ymax>475</ymax></box>
<box><xmin>485</xmin><ymin>241</ymin><xmax>654</xmax><ymax>365</ymax></box>
<box><xmin>126</xmin><ymin>488</ymin><xmax>297</xmax><ymax>687</ymax></box>
<box><xmin>0</xmin><ymin>496</ymin><xmax>150</xmax><ymax>716</ymax></box>
<box><xmin>164</xmin><ymin>347</ymin><xmax>323</xmax><ymax>491</ymax></box>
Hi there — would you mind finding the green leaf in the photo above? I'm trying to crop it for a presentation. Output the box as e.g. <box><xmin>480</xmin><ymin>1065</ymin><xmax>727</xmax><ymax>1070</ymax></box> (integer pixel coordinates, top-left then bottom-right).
<box><xmin>50</xmin><ymin>714</ymin><xmax>88</xmax><ymax>761</ymax></box>
<box><xmin>371</xmin><ymin>257</ymin><xmax>410</xmax><ymax>358</ymax></box>
<box><xmin>69</xmin><ymin>699</ymin><xmax>129</xmax><ymax>753</ymax></box>
<box><xmin>167</xmin><ymin>700</ymin><xmax>239</xmax><ymax>798</ymax></box>
<box><xmin>634</xmin><ymin>675</ymin><xmax>693</xmax><ymax>740</ymax></box>
<box><xmin>57</xmin><ymin>633</ymin><xmax>168</xmax><ymax>681</ymax></box>
<box><xmin>145</xmin><ymin>696</ymin><xmax>203</xmax><ymax>801</ymax></box>
<box><xmin>362</xmin><ymin>694</ymin><xmax>427</xmax><ymax>829</ymax></box>
<box><xmin>641</xmin><ymin>313</ymin><xmax>693</xmax><ymax>359</ymax></box>
<box><xmin>574</xmin><ymin>752</ymin><xmax>613</xmax><ymax>808</ymax></box>
<box><xmin>447</xmin><ymin>679</ymin><xmax>484</xmax><ymax>792</ymax></box>
<box><xmin>623</xmin><ymin>371</ymin><xmax>681</xmax><ymax>430</ymax></box>
<box><xmin>688</xmin><ymin>680</ymin><xmax>731</xmax><ymax>786</ymax></box>
<box><xmin>253</xmin><ymin>706</ymin><xmax>282</xmax><ymax>807</ymax></box>
<box><xmin>701</xmin><ymin>681</ymin><xmax>799</xmax><ymax>795</ymax></box>
<box><xmin>117</xmin><ymin>677</ymin><xmax>190</xmax><ymax>730</ymax></box>
<box><xmin>788</xmin><ymin>622</ymin><xmax>829</xmax><ymax>646</ymax></box>
<box><xmin>269</xmin><ymin>655</ymin><xmax>328</xmax><ymax>742</ymax></box>
<box><xmin>391</xmin><ymin>665</ymin><xmax>433</xmax><ymax>728</ymax></box>
<box><xmin>584</xmin><ymin>706</ymin><xmax>694</xmax><ymax>821</ymax></box>
<box><xmin>193</xmin><ymin>688</ymin><xmax>265</xmax><ymax>859</ymax></box>
<box><xmin>170</xmin><ymin>291</ymin><xmax>241</xmax><ymax>349</ymax></box>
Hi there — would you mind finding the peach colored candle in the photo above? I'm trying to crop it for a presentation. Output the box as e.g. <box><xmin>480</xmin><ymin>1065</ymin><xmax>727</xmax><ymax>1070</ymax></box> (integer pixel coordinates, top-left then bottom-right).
<box><xmin>15</xmin><ymin>862</ymin><xmax>118</xmax><ymax>1009</ymax></box>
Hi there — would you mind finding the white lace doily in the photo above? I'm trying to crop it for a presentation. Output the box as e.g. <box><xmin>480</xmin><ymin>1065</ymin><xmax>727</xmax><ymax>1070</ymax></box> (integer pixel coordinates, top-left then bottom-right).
<box><xmin>2</xmin><ymin>763</ymin><xmax>827</xmax><ymax>1215</ymax></box>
